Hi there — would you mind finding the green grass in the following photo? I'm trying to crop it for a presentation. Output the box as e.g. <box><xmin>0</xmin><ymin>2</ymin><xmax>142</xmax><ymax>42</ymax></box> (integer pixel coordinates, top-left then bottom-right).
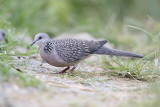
<box><xmin>0</xmin><ymin>63</ymin><xmax>43</xmax><ymax>88</ymax></box>
<box><xmin>102</xmin><ymin>57</ymin><xmax>160</xmax><ymax>81</ymax></box>
<box><xmin>0</xmin><ymin>26</ymin><xmax>44</xmax><ymax>89</ymax></box>
<box><xmin>100</xmin><ymin>23</ymin><xmax>160</xmax><ymax>81</ymax></box>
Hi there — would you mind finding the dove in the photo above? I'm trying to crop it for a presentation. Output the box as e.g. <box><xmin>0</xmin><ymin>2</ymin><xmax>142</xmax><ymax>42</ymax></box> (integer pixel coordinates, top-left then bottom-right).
<box><xmin>31</xmin><ymin>33</ymin><xmax>144</xmax><ymax>74</ymax></box>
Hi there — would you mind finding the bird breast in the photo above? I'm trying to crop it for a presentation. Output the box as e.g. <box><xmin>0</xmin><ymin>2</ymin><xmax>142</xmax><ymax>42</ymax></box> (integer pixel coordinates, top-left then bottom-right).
<box><xmin>40</xmin><ymin>47</ymin><xmax>78</xmax><ymax>67</ymax></box>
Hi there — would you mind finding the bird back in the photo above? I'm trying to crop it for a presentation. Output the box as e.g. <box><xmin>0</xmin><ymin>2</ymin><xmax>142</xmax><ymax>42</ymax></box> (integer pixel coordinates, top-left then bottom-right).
<box><xmin>53</xmin><ymin>39</ymin><xmax>107</xmax><ymax>63</ymax></box>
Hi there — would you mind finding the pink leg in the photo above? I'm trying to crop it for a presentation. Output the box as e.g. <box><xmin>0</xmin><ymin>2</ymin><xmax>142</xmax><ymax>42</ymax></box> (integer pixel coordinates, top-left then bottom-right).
<box><xmin>69</xmin><ymin>66</ymin><xmax>76</xmax><ymax>74</ymax></box>
<box><xmin>56</xmin><ymin>66</ymin><xmax>70</xmax><ymax>74</ymax></box>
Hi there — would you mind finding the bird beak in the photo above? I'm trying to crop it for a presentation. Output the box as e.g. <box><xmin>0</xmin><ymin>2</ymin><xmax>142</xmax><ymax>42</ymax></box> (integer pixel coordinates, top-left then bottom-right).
<box><xmin>31</xmin><ymin>40</ymin><xmax>37</xmax><ymax>46</ymax></box>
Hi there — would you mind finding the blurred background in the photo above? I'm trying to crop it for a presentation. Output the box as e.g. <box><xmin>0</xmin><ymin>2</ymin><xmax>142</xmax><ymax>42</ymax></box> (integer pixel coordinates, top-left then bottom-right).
<box><xmin>0</xmin><ymin>0</ymin><xmax>160</xmax><ymax>49</ymax></box>
<box><xmin>1</xmin><ymin>0</ymin><xmax>160</xmax><ymax>36</ymax></box>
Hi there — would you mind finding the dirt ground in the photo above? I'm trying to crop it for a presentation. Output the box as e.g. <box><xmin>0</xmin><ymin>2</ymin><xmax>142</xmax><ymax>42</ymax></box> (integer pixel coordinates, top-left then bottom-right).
<box><xmin>0</xmin><ymin>55</ymin><xmax>149</xmax><ymax>107</ymax></box>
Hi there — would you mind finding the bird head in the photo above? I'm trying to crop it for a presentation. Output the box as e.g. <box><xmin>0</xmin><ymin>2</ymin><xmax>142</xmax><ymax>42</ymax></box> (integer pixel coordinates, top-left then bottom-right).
<box><xmin>31</xmin><ymin>33</ymin><xmax>50</xmax><ymax>46</ymax></box>
<box><xmin>0</xmin><ymin>29</ymin><xmax>8</xmax><ymax>43</ymax></box>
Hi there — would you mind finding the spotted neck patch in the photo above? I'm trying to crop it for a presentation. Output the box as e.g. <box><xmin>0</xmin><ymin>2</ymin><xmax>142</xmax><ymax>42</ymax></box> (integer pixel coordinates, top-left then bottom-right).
<box><xmin>44</xmin><ymin>41</ymin><xmax>53</xmax><ymax>54</ymax></box>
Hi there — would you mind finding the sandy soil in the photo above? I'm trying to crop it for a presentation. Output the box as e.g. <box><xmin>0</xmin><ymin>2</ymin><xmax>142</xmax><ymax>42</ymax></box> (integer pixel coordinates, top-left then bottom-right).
<box><xmin>0</xmin><ymin>55</ymin><xmax>148</xmax><ymax>107</ymax></box>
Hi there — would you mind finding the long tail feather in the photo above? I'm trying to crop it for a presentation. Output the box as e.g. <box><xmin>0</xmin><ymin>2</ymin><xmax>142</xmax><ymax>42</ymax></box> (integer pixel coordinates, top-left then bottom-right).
<box><xmin>93</xmin><ymin>46</ymin><xmax>144</xmax><ymax>58</ymax></box>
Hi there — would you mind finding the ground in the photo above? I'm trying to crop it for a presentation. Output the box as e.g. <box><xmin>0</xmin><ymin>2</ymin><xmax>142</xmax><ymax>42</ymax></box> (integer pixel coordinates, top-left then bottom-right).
<box><xmin>0</xmin><ymin>55</ymin><xmax>150</xmax><ymax>107</ymax></box>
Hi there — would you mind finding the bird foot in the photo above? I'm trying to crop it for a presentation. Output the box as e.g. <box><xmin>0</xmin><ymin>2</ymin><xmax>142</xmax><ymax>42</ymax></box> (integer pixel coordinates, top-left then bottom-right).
<box><xmin>55</xmin><ymin>71</ymin><xmax>67</xmax><ymax>74</ymax></box>
<box><xmin>68</xmin><ymin>66</ymin><xmax>76</xmax><ymax>74</ymax></box>
<box><xmin>54</xmin><ymin>66</ymin><xmax>76</xmax><ymax>74</ymax></box>
<box><xmin>55</xmin><ymin>66</ymin><xmax>70</xmax><ymax>74</ymax></box>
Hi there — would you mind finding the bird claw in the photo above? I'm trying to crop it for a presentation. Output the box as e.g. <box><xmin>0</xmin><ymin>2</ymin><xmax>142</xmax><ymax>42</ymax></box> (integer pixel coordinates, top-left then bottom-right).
<box><xmin>54</xmin><ymin>66</ymin><xmax>70</xmax><ymax>74</ymax></box>
<box><xmin>69</xmin><ymin>71</ymin><xmax>75</xmax><ymax>74</ymax></box>
<box><xmin>53</xmin><ymin>66</ymin><xmax>76</xmax><ymax>75</ymax></box>
<box><xmin>68</xmin><ymin>66</ymin><xmax>76</xmax><ymax>74</ymax></box>
<box><xmin>54</xmin><ymin>71</ymin><xmax>67</xmax><ymax>74</ymax></box>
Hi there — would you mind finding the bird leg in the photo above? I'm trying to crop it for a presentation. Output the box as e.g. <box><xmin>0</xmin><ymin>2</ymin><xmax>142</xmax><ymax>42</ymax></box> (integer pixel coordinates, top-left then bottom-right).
<box><xmin>69</xmin><ymin>66</ymin><xmax>76</xmax><ymax>74</ymax></box>
<box><xmin>38</xmin><ymin>59</ymin><xmax>46</xmax><ymax>67</ymax></box>
<box><xmin>56</xmin><ymin>66</ymin><xmax>70</xmax><ymax>74</ymax></box>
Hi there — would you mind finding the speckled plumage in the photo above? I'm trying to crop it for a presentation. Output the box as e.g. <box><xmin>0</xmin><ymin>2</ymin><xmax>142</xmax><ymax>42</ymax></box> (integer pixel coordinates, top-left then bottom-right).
<box><xmin>44</xmin><ymin>41</ymin><xmax>54</xmax><ymax>54</ymax></box>
<box><xmin>39</xmin><ymin>38</ymin><xmax>107</xmax><ymax>67</ymax></box>
<box><xmin>31</xmin><ymin>33</ymin><xmax>144</xmax><ymax>74</ymax></box>
<box><xmin>52</xmin><ymin>39</ymin><xmax>106</xmax><ymax>62</ymax></box>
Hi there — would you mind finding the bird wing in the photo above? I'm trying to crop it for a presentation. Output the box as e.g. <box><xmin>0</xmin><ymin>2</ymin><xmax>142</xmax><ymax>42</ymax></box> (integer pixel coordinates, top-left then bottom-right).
<box><xmin>55</xmin><ymin>39</ymin><xmax>107</xmax><ymax>62</ymax></box>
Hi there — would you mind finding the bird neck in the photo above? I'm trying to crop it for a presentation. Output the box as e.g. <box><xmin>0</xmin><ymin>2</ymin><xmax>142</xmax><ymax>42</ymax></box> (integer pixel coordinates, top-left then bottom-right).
<box><xmin>37</xmin><ymin>39</ymin><xmax>49</xmax><ymax>47</ymax></box>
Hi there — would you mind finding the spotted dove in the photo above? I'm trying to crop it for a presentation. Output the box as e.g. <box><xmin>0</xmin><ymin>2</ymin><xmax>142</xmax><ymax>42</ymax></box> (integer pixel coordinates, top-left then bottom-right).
<box><xmin>31</xmin><ymin>33</ymin><xmax>144</xmax><ymax>74</ymax></box>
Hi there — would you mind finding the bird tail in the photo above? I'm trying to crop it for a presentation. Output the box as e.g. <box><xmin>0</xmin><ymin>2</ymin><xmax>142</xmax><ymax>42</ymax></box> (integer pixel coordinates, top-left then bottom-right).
<box><xmin>93</xmin><ymin>46</ymin><xmax>144</xmax><ymax>58</ymax></box>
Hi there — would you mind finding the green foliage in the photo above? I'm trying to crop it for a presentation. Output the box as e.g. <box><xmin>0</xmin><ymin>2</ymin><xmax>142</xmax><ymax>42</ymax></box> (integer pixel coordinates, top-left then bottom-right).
<box><xmin>0</xmin><ymin>63</ymin><xmax>43</xmax><ymax>88</ymax></box>
<box><xmin>103</xmin><ymin>57</ymin><xmax>160</xmax><ymax>81</ymax></box>
<box><xmin>1</xmin><ymin>0</ymin><xmax>160</xmax><ymax>37</ymax></box>
<box><xmin>0</xmin><ymin>25</ymin><xmax>43</xmax><ymax>88</ymax></box>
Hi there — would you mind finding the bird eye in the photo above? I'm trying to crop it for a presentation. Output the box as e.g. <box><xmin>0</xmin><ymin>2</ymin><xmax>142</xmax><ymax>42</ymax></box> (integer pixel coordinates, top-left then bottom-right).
<box><xmin>39</xmin><ymin>36</ymin><xmax>42</xmax><ymax>40</ymax></box>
